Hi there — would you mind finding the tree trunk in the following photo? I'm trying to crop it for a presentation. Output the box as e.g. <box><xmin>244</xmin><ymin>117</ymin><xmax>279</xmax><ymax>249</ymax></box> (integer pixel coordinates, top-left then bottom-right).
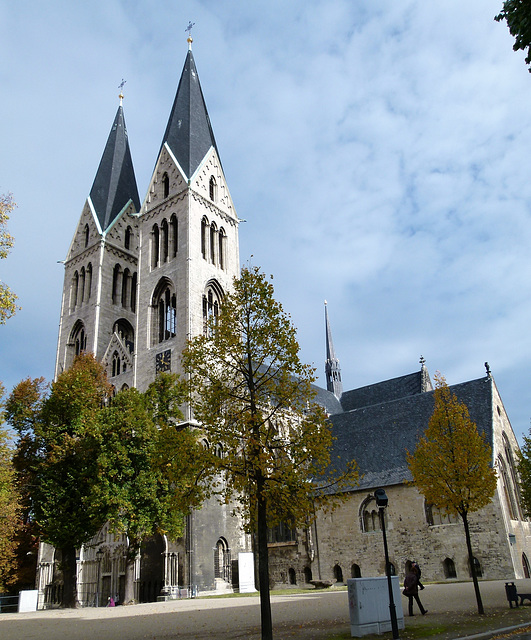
<box><xmin>462</xmin><ymin>512</ymin><xmax>484</xmax><ymax>615</ymax></box>
<box><xmin>60</xmin><ymin>545</ymin><xmax>78</xmax><ymax>608</ymax></box>
<box><xmin>124</xmin><ymin>546</ymin><xmax>139</xmax><ymax>605</ymax></box>
<box><xmin>257</xmin><ymin>473</ymin><xmax>273</xmax><ymax>640</ymax></box>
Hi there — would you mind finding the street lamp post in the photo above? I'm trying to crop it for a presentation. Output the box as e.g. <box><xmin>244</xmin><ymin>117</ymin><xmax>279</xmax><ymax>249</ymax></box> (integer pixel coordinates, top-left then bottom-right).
<box><xmin>374</xmin><ymin>489</ymin><xmax>400</xmax><ymax>640</ymax></box>
<box><xmin>96</xmin><ymin>548</ymin><xmax>103</xmax><ymax>608</ymax></box>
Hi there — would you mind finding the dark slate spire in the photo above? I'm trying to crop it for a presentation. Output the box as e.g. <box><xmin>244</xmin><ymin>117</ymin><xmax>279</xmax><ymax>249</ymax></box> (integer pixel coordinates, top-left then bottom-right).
<box><xmin>325</xmin><ymin>301</ymin><xmax>343</xmax><ymax>399</ymax></box>
<box><xmin>160</xmin><ymin>45</ymin><xmax>219</xmax><ymax>180</ymax></box>
<box><xmin>89</xmin><ymin>102</ymin><xmax>140</xmax><ymax>232</ymax></box>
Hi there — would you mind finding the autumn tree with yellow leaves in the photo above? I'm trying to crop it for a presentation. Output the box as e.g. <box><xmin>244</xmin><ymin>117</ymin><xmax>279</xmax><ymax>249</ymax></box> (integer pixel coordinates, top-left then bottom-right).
<box><xmin>407</xmin><ymin>373</ymin><xmax>497</xmax><ymax>615</ymax></box>
<box><xmin>0</xmin><ymin>194</ymin><xmax>19</xmax><ymax>324</ymax></box>
<box><xmin>182</xmin><ymin>266</ymin><xmax>357</xmax><ymax>640</ymax></box>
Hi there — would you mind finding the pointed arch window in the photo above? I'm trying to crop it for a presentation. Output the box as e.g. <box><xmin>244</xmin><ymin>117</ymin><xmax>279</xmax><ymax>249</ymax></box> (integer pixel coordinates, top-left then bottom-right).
<box><xmin>360</xmin><ymin>496</ymin><xmax>386</xmax><ymax>532</ymax></box>
<box><xmin>112</xmin><ymin>264</ymin><xmax>122</xmax><ymax>305</ymax></box>
<box><xmin>202</xmin><ymin>282</ymin><xmax>223</xmax><ymax>336</ymax></box>
<box><xmin>214</xmin><ymin>538</ymin><xmax>231</xmax><ymax>583</ymax></box>
<box><xmin>86</xmin><ymin>263</ymin><xmax>92</xmax><ymax>301</ymax></box>
<box><xmin>218</xmin><ymin>227</ymin><xmax>226</xmax><ymax>270</ymax></box>
<box><xmin>121</xmin><ymin>268</ymin><xmax>131</xmax><ymax>308</ymax></box>
<box><xmin>210</xmin><ymin>222</ymin><xmax>217</xmax><ymax>264</ymax></box>
<box><xmin>209</xmin><ymin>175</ymin><xmax>217</xmax><ymax>202</ymax></box>
<box><xmin>131</xmin><ymin>272</ymin><xmax>137</xmax><ymax>313</ymax></box>
<box><xmin>69</xmin><ymin>320</ymin><xmax>87</xmax><ymax>359</ymax></box>
<box><xmin>79</xmin><ymin>267</ymin><xmax>86</xmax><ymax>305</ymax></box>
<box><xmin>71</xmin><ymin>271</ymin><xmax>79</xmax><ymax>312</ymax></box>
<box><xmin>111</xmin><ymin>351</ymin><xmax>121</xmax><ymax>378</ymax></box>
<box><xmin>162</xmin><ymin>172</ymin><xmax>170</xmax><ymax>199</ymax></box>
<box><xmin>125</xmin><ymin>226</ymin><xmax>132</xmax><ymax>250</ymax></box>
<box><xmin>152</xmin><ymin>224</ymin><xmax>160</xmax><ymax>269</ymax></box>
<box><xmin>201</xmin><ymin>217</ymin><xmax>208</xmax><ymax>260</ymax></box>
<box><xmin>170</xmin><ymin>214</ymin><xmax>178</xmax><ymax>258</ymax></box>
<box><xmin>152</xmin><ymin>279</ymin><xmax>177</xmax><ymax>345</ymax></box>
<box><xmin>113</xmin><ymin>319</ymin><xmax>134</xmax><ymax>353</ymax></box>
<box><xmin>425</xmin><ymin>501</ymin><xmax>458</xmax><ymax>526</ymax></box>
<box><xmin>161</xmin><ymin>219</ymin><xmax>169</xmax><ymax>263</ymax></box>
<box><xmin>498</xmin><ymin>456</ymin><xmax>518</xmax><ymax>520</ymax></box>
<box><xmin>84</xmin><ymin>224</ymin><xmax>90</xmax><ymax>248</ymax></box>
<box><xmin>502</xmin><ymin>432</ymin><xmax>523</xmax><ymax>519</ymax></box>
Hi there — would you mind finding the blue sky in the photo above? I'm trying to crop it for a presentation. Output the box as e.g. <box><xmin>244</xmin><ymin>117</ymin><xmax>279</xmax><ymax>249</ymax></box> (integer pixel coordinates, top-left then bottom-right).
<box><xmin>2</xmin><ymin>1</ymin><xmax>531</xmax><ymax>441</ymax></box>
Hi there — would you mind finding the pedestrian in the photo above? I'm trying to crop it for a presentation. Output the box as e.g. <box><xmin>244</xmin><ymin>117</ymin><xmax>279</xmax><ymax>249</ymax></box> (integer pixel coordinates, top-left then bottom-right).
<box><xmin>403</xmin><ymin>565</ymin><xmax>427</xmax><ymax>616</ymax></box>
<box><xmin>412</xmin><ymin>561</ymin><xmax>425</xmax><ymax>590</ymax></box>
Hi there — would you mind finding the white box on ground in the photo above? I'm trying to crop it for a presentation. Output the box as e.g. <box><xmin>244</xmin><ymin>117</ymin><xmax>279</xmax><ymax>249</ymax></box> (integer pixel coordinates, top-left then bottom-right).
<box><xmin>18</xmin><ymin>590</ymin><xmax>38</xmax><ymax>612</ymax></box>
<box><xmin>347</xmin><ymin>577</ymin><xmax>404</xmax><ymax>637</ymax></box>
<box><xmin>238</xmin><ymin>552</ymin><xmax>256</xmax><ymax>593</ymax></box>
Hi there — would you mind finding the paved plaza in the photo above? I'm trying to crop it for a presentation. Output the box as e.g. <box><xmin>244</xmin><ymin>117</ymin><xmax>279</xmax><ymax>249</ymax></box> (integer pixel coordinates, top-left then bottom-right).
<box><xmin>1</xmin><ymin>579</ymin><xmax>531</xmax><ymax>640</ymax></box>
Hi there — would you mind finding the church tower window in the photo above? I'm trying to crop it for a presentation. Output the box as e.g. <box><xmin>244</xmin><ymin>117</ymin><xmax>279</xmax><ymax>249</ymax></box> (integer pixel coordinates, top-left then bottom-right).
<box><xmin>162</xmin><ymin>172</ymin><xmax>170</xmax><ymax>198</ymax></box>
<box><xmin>111</xmin><ymin>351</ymin><xmax>121</xmax><ymax>377</ymax></box>
<box><xmin>86</xmin><ymin>263</ymin><xmax>92</xmax><ymax>301</ymax></box>
<box><xmin>170</xmin><ymin>214</ymin><xmax>178</xmax><ymax>258</ymax></box>
<box><xmin>70</xmin><ymin>320</ymin><xmax>87</xmax><ymax>357</ymax></box>
<box><xmin>218</xmin><ymin>228</ymin><xmax>226</xmax><ymax>270</ymax></box>
<box><xmin>71</xmin><ymin>271</ymin><xmax>79</xmax><ymax>311</ymax></box>
<box><xmin>201</xmin><ymin>217</ymin><xmax>208</xmax><ymax>260</ymax></box>
<box><xmin>112</xmin><ymin>264</ymin><xmax>122</xmax><ymax>305</ymax></box>
<box><xmin>125</xmin><ymin>226</ymin><xmax>132</xmax><ymax>250</ymax></box>
<box><xmin>84</xmin><ymin>224</ymin><xmax>90</xmax><ymax>248</ymax></box>
<box><xmin>210</xmin><ymin>222</ymin><xmax>217</xmax><ymax>264</ymax></box>
<box><xmin>161</xmin><ymin>219</ymin><xmax>169</xmax><ymax>263</ymax></box>
<box><xmin>152</xmin><ymin>280</ymin><xmax>177</xmax><ymax>345</ymax></box>
<box><xmin>209</xmin><ymin>175</ymin><xmax>217</xmax><ymax>202</ymax></box>
<box><xmin>79</xmin><ymin>267</ymin><xmax>86</xmax><ymax>305</ymax></box>
<box><xmin>152</xmin><ymin>224</ymin><xmax>160</xmax><ymax>269</ymax></box>
<box><xmin>202</xmin><ymin>282</ymin><xmax>222</xmax><ymax>336</ymax></box>
<box><xmin>131</xmin><ymin>272</ymin><xmax>137</xmax><ymax>313</ymax></box>
<box><xmin>122</xmin><ymin>268</ymin><xmax>131</xmax><ymax>308</ymax></box>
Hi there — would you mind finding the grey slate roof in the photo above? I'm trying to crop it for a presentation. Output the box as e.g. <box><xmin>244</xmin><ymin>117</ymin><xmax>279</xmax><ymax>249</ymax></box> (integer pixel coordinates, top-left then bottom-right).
<box><xmin>318</xmin><ymin>374</ymin><xmax>494</xmax><ymax>494</ymax></box>
<box><xmin>89</xmin><ymin>105</ymin><xmax>140</xmax><ymax>232</ymax></box>
<box><xmin>340</xmin><ymin>371</ymin><xmax>426</xmax><ymax>412</ymax></box>
<box><xmin>159</xmin><ymin>50</ymin><xmax>219</xmax><ymax>180</ymax></box>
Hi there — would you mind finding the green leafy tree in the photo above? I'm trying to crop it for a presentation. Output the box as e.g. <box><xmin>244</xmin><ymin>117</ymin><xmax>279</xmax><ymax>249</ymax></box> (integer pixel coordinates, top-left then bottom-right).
<box><xmin>0</xmin><ymin>384</ymin><xmax>22</xmax><ymax>591</ymax></box>
<box><xmin>407</xmin><ymin>373</ymin><xmax>497</xmax><ymax>615</ymax></box>
<box><xmin>94</xmin><ymin>373</ymin><xmax>207</xmax><ymax>604</ymax></box>
<box><xmin>495</xmin><ymin>1</ymin><xmax>531</xmax><ymax>71</ymax></box>
<box><xmin>4</xmin><ymin>377</ymin><xmax>46</xmax><ymax>591</ymax></box>
<box><xmin>0</xmin><ymin>193</ymin><xmax>19</xmax><ymax>323</ymax></box>
<box><xmin>33</xmin><ymin>354</ymin><xmax>112</xmax><ymax>607</ymax></box>
<box><xmin>516</xmin><ymin>436</ymin><xmax>531</xmax><ymax>517</ymax></box>
<box><xmin>182</xmin><ymin>266</ymin><xmax>358</xmax><ymax>640</ymax></box>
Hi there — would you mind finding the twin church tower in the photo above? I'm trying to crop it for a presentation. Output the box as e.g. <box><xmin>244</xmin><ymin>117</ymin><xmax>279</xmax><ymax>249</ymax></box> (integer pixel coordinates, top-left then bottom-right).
<box><xmin>55</xmin><ymin>38</ymin><xmax>240</xmax><ymax>394</ymax></box>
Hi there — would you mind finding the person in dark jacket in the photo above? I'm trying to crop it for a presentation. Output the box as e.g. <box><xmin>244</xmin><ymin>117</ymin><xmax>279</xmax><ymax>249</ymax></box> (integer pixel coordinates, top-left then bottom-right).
<box><xmin>411</xmin><ymin>561</ymin><xmax>424</xmax><ymax>590</ymax></box>
<box><xmin>403</xmin><ymin>565</ymin><xmax>427</xmax><ymax>616</ymax></box>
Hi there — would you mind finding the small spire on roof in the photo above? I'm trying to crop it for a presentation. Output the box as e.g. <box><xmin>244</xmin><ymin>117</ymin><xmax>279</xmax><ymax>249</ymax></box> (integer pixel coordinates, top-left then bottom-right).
<box><xmin>186</xmin><ymin>21</ymin><xmax>195</xmax><ymax>50</ymax></box>
<box><xmin>419</xmin><ymin>355</ymin><xmax>426</xmax><ymax>368</ymax></box>
<box><xmin>118</xmin><ymin>78</ymin><xmax>126</xmax><ymax>106</ymax></box>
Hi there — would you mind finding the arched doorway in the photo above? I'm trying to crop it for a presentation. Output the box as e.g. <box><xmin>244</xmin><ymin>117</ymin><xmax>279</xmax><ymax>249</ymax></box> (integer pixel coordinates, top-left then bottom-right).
<box><xmin>214</xmin><ymin>538</ymin><xmax>231</xmax><ymax>586</ymax></box>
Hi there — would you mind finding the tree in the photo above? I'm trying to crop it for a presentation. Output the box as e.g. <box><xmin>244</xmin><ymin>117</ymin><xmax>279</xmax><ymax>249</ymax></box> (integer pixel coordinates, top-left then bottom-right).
<box><xmin>516</xmin><ymin>436</ymin><xmax>531</xmax><ymax>517</ymax></box>
<box><xmin>407</xmin><ymin>373</ymin><xmax>497</xmax><ymax>615</ymax></box>
<box><xmin>94</xmin><ymin>375</ymin><xmax>207</xmax><ymax>603</ymax></box>
<box><xmin>182</xmin><ymin>266</ymin><xmax>358</xmax><ymax>640</ymax></box>
<box><xmin>29</xmin><ymin>354</ymin><xmax>111</xmax><ymax>607</ymax></box>
<box><xmin>495</xmin><ymin>1</ymin><xmax>531</xmax><ymax>72</ymax></box>
<box><xmin>0</xmin><ymin>193</ymin><xmax>19</xmax><ymax>324</ymax></box>
<box><xmin>4</xmin><ymin>377</ymin><xmax>46</xmax><ymax>591</ymax></box>
<box><xmin>0</xmin><ymin>384</ymin><xmax>22</xmax><ymax>591</ymax></box>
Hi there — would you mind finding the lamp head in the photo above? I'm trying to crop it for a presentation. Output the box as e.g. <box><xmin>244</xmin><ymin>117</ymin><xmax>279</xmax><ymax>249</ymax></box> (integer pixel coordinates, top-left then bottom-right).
<box><xmin>374</xmin><ymin>488</ymin><xmax>388</xmax><ymax>508</ymax></box>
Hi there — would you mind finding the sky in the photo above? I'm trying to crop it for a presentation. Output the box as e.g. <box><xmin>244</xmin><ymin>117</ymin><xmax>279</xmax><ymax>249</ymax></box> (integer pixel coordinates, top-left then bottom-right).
<box><xmin>2</xmin><ymin>1</ymin><xmax>531</xmax><ymax>441</ymax></box>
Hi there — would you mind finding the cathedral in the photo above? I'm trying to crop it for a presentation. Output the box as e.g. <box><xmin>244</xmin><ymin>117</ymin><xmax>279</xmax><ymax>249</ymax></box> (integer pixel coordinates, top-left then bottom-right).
<box><xmin>37</xmin><ymin>38</ymin><xmax>531</xmax><ymax>607</ymax></box>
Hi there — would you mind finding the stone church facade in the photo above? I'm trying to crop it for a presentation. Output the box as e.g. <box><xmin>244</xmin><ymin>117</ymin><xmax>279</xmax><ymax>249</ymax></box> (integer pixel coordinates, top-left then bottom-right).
<box><xmin>37</xmin><ymin>40</ymin><xmax>531</xmax><ymax>607</ymax></box>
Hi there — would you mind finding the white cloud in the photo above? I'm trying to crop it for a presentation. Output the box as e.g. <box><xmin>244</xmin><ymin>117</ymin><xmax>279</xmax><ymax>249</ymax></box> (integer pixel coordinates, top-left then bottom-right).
<box><xmin>2</xmin><ymin>0</ymin><xmax>531</xmax><ymax>441</ymax></box>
